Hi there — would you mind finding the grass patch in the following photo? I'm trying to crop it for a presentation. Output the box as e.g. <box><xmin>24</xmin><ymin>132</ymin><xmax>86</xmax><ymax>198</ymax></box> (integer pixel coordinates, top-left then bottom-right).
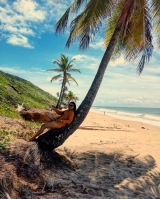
<box><xmin>0</xmin><ymin>104</ymin><xmax>21</xmax><ymax>118</ymax></box>
<box><xmin>0</xmin><ymin>129</ymin><xmax>16</xmax><ymax>149</ymax></box>
<box><xmin>26</xmin><ymin>121</ymin><xmax>41</xmax><ymax>128</ymax></box>
<box><xmin>0</xmin><ymin>70</ymin><xmax>58</xmax><ymax>118</ymax></box>
<box><xmin>0</xmin><ymin>128</ymin><xmax>35</xmax><ymax>150</ymax></box>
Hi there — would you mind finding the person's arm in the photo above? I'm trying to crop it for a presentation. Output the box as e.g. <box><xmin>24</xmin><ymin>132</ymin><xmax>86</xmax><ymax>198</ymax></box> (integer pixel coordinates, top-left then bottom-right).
<box><xmin>60</xmin><ymin>111</ymin><xmax>74</xmax><ymax>125</ymax></box>
<box><xmin>52</xmin><ymin>108</ymin><xmax>63</xmax><ymax>116</ymax></box>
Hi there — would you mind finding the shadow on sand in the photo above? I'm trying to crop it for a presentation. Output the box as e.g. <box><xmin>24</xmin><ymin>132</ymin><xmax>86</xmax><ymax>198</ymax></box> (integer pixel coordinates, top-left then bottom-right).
<box><xmin>0</xmin><ymin>140</ymin><xmax>160</xmax><ymax>198</ymax></box>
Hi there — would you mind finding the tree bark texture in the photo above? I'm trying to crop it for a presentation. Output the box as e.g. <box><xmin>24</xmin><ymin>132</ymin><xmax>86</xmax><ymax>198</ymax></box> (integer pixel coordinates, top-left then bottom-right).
<box><xmin>56</xmin><ymin>74</ymin><xmax>66</xmax><ymax>108</ymax></box>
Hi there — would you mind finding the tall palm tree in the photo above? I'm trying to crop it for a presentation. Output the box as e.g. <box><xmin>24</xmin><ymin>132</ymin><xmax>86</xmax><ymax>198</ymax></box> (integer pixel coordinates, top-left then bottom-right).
<box><xmin>47</xmin><ymin>54</ymin><xmax>81</xmax><ymax>108</ymax></box>
<box><xmin>38</xmin><ymin>0</ymin><xmax>160</xmax><ymax>150</ymax></box>
<box><xmin>55</xmin><ymin>0</ymin><xmax>159</xmax><ymax>127</ymax></box>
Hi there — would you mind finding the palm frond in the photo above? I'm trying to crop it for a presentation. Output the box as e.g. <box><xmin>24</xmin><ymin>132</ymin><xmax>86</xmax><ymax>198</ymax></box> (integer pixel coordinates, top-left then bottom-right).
<box><xmin>55</xmin><ymin>8</ymin><xmax>70</xmax><ymax>33</ymax></box>
<box><xmin>50</xmin><ymin>74</ymin><xmax>62</xmax><ymax>82</ymax></box>
<box><xmin>123</xmin><ymin>0</ymin><xmax>153</xmax><ymax>74</ymax></box>
<box><xmin>67</xmin><ymin>58</ymin><xmax>76</xmax><ymax>68</ymax></box>
<box><xmin>66</xmin><ymin>79</ymin><xmax>71</xmax><ymax>86</ymax></box>
<box><xmin>55</xmin><ymin>0</ymin><xmax>89</xmax><ymax>33</ymax></box>
<box><xmin>53</xmin><ymin>60</ymin><xmax>64</xmax><ymax>68</ymax></box>
<box><xmin>105</xmin><ymin>0</ymin><xmax>153</xmax><ymax>74</ymax></box>
<box><xmin>66</xmin><ymin>73</ymin><xmax>79</xmax><ymax>85</ymax></box>
<box><xmin>47</xmin><ymin>68</ymin><xmax>63</xmax><ymax>72</ymax></box>
<box><xmin>104</xmin><ymin>1</ymin><xmax>125</xmax><ymax>58</ymax></box>
<box><xmin>65</xmin><ymin>0</ymin><xmax>117</xmax><ymax>50</ymax></box>
<box><xmin>68</xmin><ymin>68</ymin><xmax>81</xmax><ymax>73</ymax></box>
<box><xmin>151</xmin><ymin>0</ymin><xmax>160</xmax><ymax>47</ymax></box>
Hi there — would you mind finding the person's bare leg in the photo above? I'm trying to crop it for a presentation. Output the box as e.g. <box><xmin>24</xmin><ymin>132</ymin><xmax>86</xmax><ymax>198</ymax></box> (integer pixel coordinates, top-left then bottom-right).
<box><xmin>45</xmin><ymin>112</ymin><xmax>56</xmax><ymax>121</ymax></box>
<box><xmin>28</xmin><ymin>121</ymin><xmax>61</xmax><ymax>141</ymax></box>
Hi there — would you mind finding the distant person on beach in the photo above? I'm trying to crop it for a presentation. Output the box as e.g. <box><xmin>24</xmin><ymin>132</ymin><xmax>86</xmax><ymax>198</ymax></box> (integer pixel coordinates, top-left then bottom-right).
<box><xmin>28</xmin><ymin>102</ymin><xmax>76</xmax><ymax>141</ymax></box>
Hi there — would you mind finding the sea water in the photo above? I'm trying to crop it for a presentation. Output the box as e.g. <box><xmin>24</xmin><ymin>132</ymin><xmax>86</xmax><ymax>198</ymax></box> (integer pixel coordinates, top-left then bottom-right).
<box><xmin>91</xmin><ymin>106</ymin><xmax>160</xmax><ymax>128</ymax></box>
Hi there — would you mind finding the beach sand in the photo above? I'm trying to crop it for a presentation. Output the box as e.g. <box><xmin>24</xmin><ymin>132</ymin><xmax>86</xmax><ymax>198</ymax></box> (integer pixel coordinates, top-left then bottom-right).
<box><xmin>52</xmin><ymin>111</ymin><xmax>160</xmax><ymax>198</ymax></box>
<box><xmin>59</xmin><ymin>111</ymin><xmax>160</xmax><ymax>168</ymax></box>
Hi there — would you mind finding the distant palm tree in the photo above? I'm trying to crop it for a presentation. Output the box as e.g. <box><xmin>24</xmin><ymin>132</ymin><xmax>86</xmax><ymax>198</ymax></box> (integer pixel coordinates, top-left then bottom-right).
<box><xmin>64</xmin><ymin>90</ymin><xmax>79</xmax><ymax>103</ymax></box>
<box><xmin>47</xmin><ymin>54</ymin><xmax>81</xmax><ymax>108</ymax></box>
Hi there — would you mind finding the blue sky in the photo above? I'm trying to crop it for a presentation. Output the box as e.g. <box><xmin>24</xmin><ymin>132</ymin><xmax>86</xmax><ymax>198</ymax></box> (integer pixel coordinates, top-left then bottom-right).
<box><xmin>0</xmin><ymin>0</ymin><xmax>160</xmax><ymax>108</ymax></box>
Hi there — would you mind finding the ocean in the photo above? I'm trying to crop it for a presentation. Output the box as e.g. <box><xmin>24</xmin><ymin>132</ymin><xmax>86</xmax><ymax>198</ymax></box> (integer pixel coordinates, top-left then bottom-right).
<box><xmin>91</xmin><ymin>106</ymin><xmax>160</xmax><ymax>128</ymax></box>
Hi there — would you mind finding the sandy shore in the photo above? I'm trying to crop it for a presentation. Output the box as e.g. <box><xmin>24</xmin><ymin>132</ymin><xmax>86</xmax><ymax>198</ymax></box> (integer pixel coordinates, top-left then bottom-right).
<box><xmin>59</xmin><ymin>111</ymin><xmax>160</xmax><ymax>168</ymax></box>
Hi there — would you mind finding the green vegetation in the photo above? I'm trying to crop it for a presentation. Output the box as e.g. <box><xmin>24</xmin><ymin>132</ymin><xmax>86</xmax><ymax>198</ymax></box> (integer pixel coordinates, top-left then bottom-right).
<box><xmin>47</xmin><ymin>54</ymin><xmax>81</xmax><ymax>108</ymax></box>
<box><xmin>0</xmin><ymin>120</ymin><xmax>41</xmax><ymax>150</ymax></box>
<box><xmin>0</xmin><ymin>129</ymin><xmax>14</xmax><ymax>149</ymax></box>
<box><xmin>0</xmin><ymin>70</ymin><xmax>58</xmax><ymax>118</ymax></box>
<box><xmin>64</xmin><ymin>90</ymin><xmax>79</xmax><ymax>104</ymax></box>
<box><xmin>0</xmin><ymin>128</ymin><xmax>33</xmax><ymax>150</ymax></box>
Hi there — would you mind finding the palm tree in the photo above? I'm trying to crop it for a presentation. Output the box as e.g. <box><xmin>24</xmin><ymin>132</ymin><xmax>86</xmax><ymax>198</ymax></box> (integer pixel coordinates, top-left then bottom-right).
<box><xmin>55</xmin><ymin>0</ymin><xmax>159</xmax><ymax>126</ymax></box>
<box><xmin>64</xmin><ymin>90</ymin><xmax>79</xmax><ymax>103</ymax></box>
<box><xmin>47</xmin><ymin>54</ymin><xmax>81</xmax><ymax>108</ymax></box>
<box><xmin>37</xmin><ymin>0</ymin><xmax>160</xmax><ymax>150</ymax></box>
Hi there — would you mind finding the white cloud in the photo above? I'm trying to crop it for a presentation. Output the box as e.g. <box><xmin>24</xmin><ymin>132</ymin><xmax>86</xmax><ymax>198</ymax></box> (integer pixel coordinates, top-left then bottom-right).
<box><xmin>45</xmin><ymin>1</ymin><xmax>68</xmax><ymax>20</ymax></box>
<box><xmin>73</xmin><ymin>54</ymin><xmax>101</xmax><ymax>70</ymax></box>
<box><xmin>0</xmin><ymin>66</ymin><xmax>32</xmax><ymax>74</ymax></box>
<box><xmin>0</xmin><ymin>0</ymin><xmax>71</xmax><ymax>47</ymax></box>
<box><xmin>0</xmin><ymin>0</ymin><xmax>47</xmax><ymax>48</ymax></box>
<box><xmin>123</xmin><ymin>98</ymin><xmax>142</xmax><ymax>103</ymax></box>
<box><xmin>109</xmin><ymin>56</ymin><xmax>127</xmax><ymax>67</ymax></box>
<box><xmin>90</xmin><ymin>39</ymin><xmax>105</xmax><ymax>51</ymax></box>
<box><xmin>7</xmin><ymin>34</ymin><xmax>33</xmax><ymax>48</ymax></box>
<box><xmin>0</xmin><ymin>0</ymin><xmax>7</xmax><ymax>4</ymax></box>
<box><xmin>2</xmin><ymin>25</ymin><xmax>35</xmax><ymax>36</ymax></box>
<box><xmin>13</xmin><ymin>0</ymin><xmax>46</xmax><ymax>21</ymax></box>
<box><xmin>72</xmin><ymin>55</ymin><xmax>87</xmax><ymax>61</ymax></box>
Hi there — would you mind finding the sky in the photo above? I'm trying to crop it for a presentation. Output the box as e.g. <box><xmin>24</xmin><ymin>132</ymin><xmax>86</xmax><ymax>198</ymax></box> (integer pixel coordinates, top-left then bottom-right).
<box><xmin>0</xmin><ymin>0</ymin><xmax>160</xmax><ymax>108</ymax></box>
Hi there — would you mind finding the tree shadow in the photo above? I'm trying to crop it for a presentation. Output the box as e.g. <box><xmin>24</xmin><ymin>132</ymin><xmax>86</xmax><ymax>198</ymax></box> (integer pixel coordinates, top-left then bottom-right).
<box><xmin>1</xmin><ymin>142</ymin><xmax>160</xmax><ymax>198</ymax></box>
<box><xmin>39</xmin><ymin>148</ymin><xmax>160</xmax><ymax>198</ymax></box>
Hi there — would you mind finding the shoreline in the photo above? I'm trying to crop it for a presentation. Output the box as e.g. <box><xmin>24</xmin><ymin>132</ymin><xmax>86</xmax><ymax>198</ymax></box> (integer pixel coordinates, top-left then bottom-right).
<box><xmin>91</xmin><ymin>108</ymin><xmax>160</xmax><ymax>129</ymax></box>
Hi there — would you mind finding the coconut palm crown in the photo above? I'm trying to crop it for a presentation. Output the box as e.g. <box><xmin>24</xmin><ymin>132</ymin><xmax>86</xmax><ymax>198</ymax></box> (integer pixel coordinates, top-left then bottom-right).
<box><xmin>47</xmin><ymin>54</ymin><xmax>81</xmax><ymax>108</ymax></box>
<box><xmin>56</xmin><ymin>0</ymin><xmax>160</xmax><ymax>73</ymax></box>
<box><xmin>55</xmin><ymin>0</ymin><xmax>160</xmax><ymax>118</ymax></box>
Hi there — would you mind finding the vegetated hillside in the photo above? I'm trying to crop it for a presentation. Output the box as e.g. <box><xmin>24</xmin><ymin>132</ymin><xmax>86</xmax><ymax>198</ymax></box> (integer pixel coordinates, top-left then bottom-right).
<box><xmin>0</xmin><ymin>70</ymin><xmax>57</xmax><ymax>118</ymax></box>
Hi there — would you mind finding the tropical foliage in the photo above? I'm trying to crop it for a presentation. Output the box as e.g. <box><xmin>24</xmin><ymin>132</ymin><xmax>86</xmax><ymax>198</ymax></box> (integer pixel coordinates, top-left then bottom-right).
<box><xmin>47</xmin><ymin>54</ymin><xmax>81</xmax><ymax>108</ymax></box>
<box><xmin>64</xmin><ymin>90</ymin><xmax>79</xmax><ymax>104</ymax></box>
<box><xmin>55</xmin><ymin>0</ymin><xmax>160</xmax><ymax>130</ymax></box>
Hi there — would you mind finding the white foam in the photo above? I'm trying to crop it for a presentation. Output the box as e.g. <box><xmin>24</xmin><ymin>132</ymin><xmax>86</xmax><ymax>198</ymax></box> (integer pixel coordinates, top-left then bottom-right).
<box><xmin>116</xmin><ymin>111</ymin><xmax>141</xmax><ymax>117</ymax></box>
<box><xmin>91</xmin><ymin>108</ymin><xmax>160</xmax><ymax>128</ymax></box>
<box><xmin>143</xmin><ymin>114</ymin><xmax>160</xmax><ymax>122</ymax></box>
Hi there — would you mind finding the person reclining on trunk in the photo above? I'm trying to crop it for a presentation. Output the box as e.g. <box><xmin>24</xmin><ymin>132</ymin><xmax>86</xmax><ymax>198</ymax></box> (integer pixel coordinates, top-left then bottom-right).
<box><xmin>28</xmin><ymin>102</ymin><xmax>76</xmax><ymax>141</ymax></box>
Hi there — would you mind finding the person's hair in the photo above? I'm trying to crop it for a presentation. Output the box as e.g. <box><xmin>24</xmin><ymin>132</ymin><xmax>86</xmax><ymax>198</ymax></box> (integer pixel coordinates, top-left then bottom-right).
<box><xmin>69</xmin><ymin>101</ymin><xmax>76</xmax><ymax>113</ymax></box>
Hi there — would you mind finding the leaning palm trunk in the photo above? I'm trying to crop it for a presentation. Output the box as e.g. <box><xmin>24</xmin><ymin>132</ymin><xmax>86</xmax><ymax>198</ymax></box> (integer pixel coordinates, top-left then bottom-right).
<box><xmin>68</xmin><ymin>25</ymin><xmax>121</xmax><ymax>133</ymax></box>
<box><xmin>56</xmin><ymin>78</ymin><xmax>66</xmax><ymax>108</ymax></box>
<box><xmin>37</xmin><ymin>25</ymin><xmax>122</xmax><ymax>150</ymax></box>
